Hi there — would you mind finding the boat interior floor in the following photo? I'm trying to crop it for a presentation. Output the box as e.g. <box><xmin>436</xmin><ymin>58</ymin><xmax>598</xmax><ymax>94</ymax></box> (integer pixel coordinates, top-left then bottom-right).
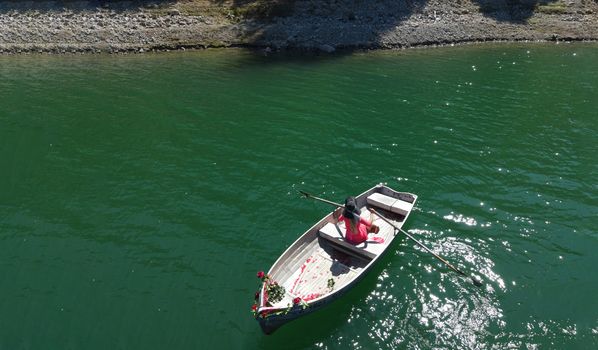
<box><xmin>271</xmin><ymin>241</ymin><xmax>369</xmax><ymax>308</ymax></box>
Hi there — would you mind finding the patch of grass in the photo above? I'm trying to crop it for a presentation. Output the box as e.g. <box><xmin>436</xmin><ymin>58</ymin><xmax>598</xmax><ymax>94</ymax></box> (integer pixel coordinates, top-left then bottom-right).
<box><xmin>536</xmin><ymin>1</ymin><xmax>569</xmax><ymax>14</ymax></box>
<box><xmin>141</xmin><ymin>1</ymin><xmax>295</xmax><ymax>21</ymax></box>
<box><xmin>205</xmin><ymin>39</ymin><xmax>227</xmax><ymax>47</ymax></box>
<box><xmin>231</xmin><ymin>0</ymin><xmax>295</xmax><ymax>19</ymax></box>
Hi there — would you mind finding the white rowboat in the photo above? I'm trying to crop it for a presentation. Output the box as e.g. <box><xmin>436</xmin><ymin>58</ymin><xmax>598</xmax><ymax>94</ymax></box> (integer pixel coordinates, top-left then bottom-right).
<box><xmin>254</xmin><ymin>184</ymin><xmax>417</xmax><ymax>334</ymax></box>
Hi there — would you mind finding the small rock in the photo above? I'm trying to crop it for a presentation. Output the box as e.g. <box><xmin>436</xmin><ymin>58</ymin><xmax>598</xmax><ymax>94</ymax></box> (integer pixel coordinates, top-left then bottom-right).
<box><xmin>168</xmin><ymin>9</ymin><xmax>180</xmax><ymax>16</ymax></box>
<box><xmin>318</xmin><ymin>44</ymin><xmax>335</xmax><ymax>53</ymax></box>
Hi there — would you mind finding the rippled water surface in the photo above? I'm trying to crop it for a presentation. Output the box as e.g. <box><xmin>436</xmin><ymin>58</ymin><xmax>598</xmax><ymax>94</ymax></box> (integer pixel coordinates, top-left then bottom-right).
<box><xmin>1</xmin><ymin>44</ymin><xmax>596</xmax><ymax>349</ymax></box>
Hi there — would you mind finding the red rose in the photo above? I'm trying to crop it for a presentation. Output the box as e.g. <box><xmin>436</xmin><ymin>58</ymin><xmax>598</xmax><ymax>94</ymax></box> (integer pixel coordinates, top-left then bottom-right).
<box><xmin>257</xmin><ymin>271</ymin><xmax>265</xmax><ymax>279</ymax></box>
<box><xmin>251</xmin><ymin>304</ymin><xmax>257</xmax><ymax>311</ymax></box>
<box><xmin>293</xmin><ymin>297</ymin><xmax>301</xmax><ymax>305</ymax></box>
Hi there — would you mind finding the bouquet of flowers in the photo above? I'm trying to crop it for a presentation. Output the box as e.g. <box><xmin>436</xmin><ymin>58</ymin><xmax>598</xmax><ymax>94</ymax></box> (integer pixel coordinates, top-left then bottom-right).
<box><xmin>251</xmin><ymin>270</ymin><xmax>309</xmax><ymax>318</ymax></box>
<box><xmin>256</xmin><ymin>271</ymin><xmax>285</xmax><ymax>304</ymax></box>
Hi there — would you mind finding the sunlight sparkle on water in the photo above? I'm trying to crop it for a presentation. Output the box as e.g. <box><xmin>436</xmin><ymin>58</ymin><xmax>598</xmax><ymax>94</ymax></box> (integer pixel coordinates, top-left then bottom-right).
<box><xmin>443</xmin><ymin>213</ymin><xmax>477</xmax><ymax>226</ymax></box>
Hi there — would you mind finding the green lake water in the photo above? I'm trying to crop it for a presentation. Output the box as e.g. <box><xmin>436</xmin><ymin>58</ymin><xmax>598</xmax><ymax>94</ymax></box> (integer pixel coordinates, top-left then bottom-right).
<box><xmin>0</xmin><ymin>43</ymin><xmax>596</xmax><ymax>349</ymax></box>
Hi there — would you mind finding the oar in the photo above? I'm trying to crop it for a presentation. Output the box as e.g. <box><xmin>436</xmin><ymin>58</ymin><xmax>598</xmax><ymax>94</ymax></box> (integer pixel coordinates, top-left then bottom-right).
<box><xmin>299</xmin><ymin>190</ymin><xmax>483</xmax><ymax>287</ymax></box>
<box><xmin>298</xmin><ymin>190</ymin><xmax>342</xmax><ymax>208</ymax></box>
<box><xmin>369</xmin><ymin>208</ymin><xmax>483</xmax><ymax>287</ymax></box>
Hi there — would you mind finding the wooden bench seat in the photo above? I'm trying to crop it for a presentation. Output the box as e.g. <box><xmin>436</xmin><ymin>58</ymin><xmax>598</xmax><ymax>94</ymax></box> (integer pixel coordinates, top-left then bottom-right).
<box><xmin>318</xmin><ymin>222</ymin><xmax>387</xmax><ymax>259</ymax></box>
<box><xmin>367</xmin><ymin>192</ymin><xmax>413</xmax><ymax>216</ymax></box>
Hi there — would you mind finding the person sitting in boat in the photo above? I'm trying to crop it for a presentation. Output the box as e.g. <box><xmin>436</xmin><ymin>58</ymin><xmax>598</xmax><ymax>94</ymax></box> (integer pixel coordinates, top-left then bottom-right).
<box><xmin>336</xmin><ymin>196</ymin><xmax>379</xmax><ymax>244</ymax></box>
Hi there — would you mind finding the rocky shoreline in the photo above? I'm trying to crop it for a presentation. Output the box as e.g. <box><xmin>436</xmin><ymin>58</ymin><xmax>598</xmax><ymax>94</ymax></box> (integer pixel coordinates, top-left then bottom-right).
<box><xmin>1</xmin><ymin>0</ymin><xmax>597</xmax><ymax>54</ymax></box>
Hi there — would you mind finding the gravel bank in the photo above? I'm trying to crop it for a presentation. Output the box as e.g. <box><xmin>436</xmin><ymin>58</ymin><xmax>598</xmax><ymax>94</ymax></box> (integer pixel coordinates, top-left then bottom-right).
<box><xmin>1</xmin><ymin>0</ymin><xmax>597</xmax><ymax>54</ymax></box>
